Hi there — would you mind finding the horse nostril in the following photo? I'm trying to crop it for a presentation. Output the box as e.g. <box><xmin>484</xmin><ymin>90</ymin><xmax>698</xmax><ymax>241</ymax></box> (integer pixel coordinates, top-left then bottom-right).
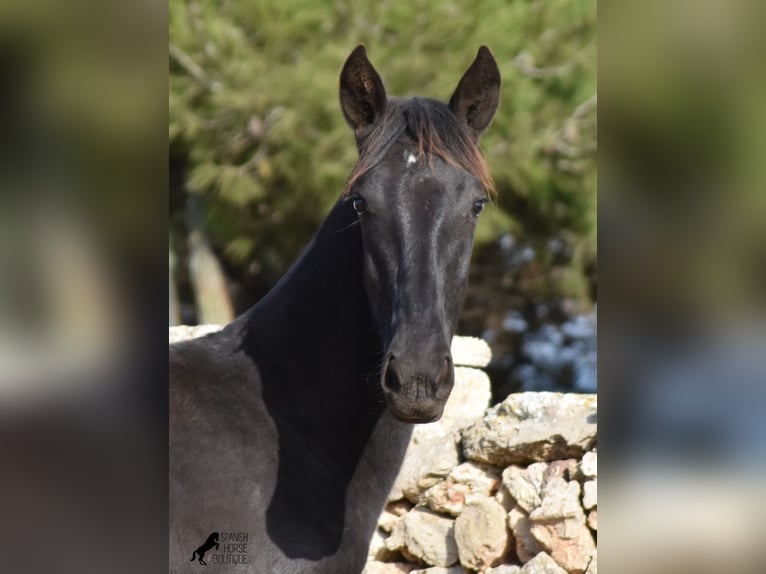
<box><xmin>439</xmin><ymin>356</ymin><xmax>452</xmax><ymax>385</ymax></box>
<box><xmin>384</xmin><ymin>356</ymin><xmax>401</xmax><ymax>392</ymax></box>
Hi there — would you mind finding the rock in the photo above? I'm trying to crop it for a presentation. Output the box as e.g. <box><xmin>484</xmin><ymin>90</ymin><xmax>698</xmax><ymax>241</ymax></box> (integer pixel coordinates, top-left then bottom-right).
<box><xmin>452</xmin><ymin>336</ymin><xmax>492</xmax><ymax>367</ymax></box>
<box><xmin>579</xmin><ymin>450</ymin><xmax>597</xmax><ymax>478</ymax></box>
<box><xmin>501</xmin><ymin>463</ymin><xmax>546</xmax><ymax>513</ymax></box>
<box><xmin>389</xmin><ymin>433</ymin><xmax>460</xmax><ymax>504</ymax></box>
<box><xmin>379</xmin><ymin>501</ymin><xmax>413</xmax><ymax>533</ymax></box>
<box><xmin>450</xmin><ymin>462</ymin><xmax>502</xmax><ymax>493</ymax></box>
<box><xmin>410</xmin><ymin>567</ymin><xmax>465</xmax><ymax>574</ymax></box>
<box><xmin>527</xmin><ymin>475</ymin><xmax>595</xmax><ymax>573</ymax></box>
<box><xmin>462</xmin><ymin>393</ymin><xmax>597</xmax><ymax>466</ymax></box>
<box><xmin>582</xmin><ymin>480</ymin><xmax>597</xmax><ymax>510</ymax></box>
<box><xmin>508</xmin><ymin>505</ymin><xmax>544</xmax><ymax>563</ymax></box>
<box><xmin>389</xmin><ymin>500</ymin><xmax>415</xmax><ymax>516</ymax></box>
<box><xmin>585</xmin><ymin>553</ymin><xmax>597</xmax><ymax>574</ymax></box>
<box><xmin>486</xmin><ymin>565</ymin><xmax>522</xmax><ymax>574</ymax></box>
<box><xmin>368</xmin><ymin>528</ymin><xmax>386</xmax><ymax>559</ymax></box>
<box><xmin>518</xmin><ymin>551</ymin><xmax>568</xmax><ymax>574</ymax></box>
<box><xmin>368</xmin><ymin>528</ymin><xmax>399</xmax><ymax>562</ymax></box>
<box><xmin>454</xmin><ymin>496</ymin><xmax>510</xmax><ymax>570</ymax></box>
<box><xmin>445</xmin><ymin>368</ymin><xmax>493</xmax><ymax>430</ymax></box>
<box><xmin>529</xmin><ymin>519</ymin><xmax>595</xmax><ymax>573</ymax></box>
<box><xmin>169</xmin><ymin>324</ymin><xmax>220</xmax><ymax>343</ymax></box>
<box><xmin>544</xmin><ymin>459</ymin><xmax>578</xmax><ymax>482</ymax></box>
<box><xmin>423</xmin><ymin>479</ymin><xmax>463</xmax><ymax>517</ymax></box>
<box><xmin>494</xmin><ymin>484</ymin><xmax>515</xmax><ymax>511</ymax></box>
<box><xmin>389</xmin><ymin>368</ymin><xmax>491</xmax><ymax>502</ymax></box>
<box><xmin>529</xmin><ymin>477</ymin><xmax>582</xmax><ymax>521</ymax></box>
<box><xmin>387</xmin><ymin>507</ymin><xmax>459</xmax><ymax>567</ymax></box>
<box><xmin>379</xmin><ymin>508</ymin><xmax>404</xmax><ymax>534</ymax></box>
<box><xmin>587</xmin><ymin>509</ymin><xmax>597</xmax><ymax>532</ymax></box>
<box><xmin>362</xmin><ymin>562</ymin><xmax>416</xmax><ymax>574</ymax></box>
<box><xmin>424</xmin><ymin>462</ymin><xmax>501</xmax><ymax>516</ymax></box>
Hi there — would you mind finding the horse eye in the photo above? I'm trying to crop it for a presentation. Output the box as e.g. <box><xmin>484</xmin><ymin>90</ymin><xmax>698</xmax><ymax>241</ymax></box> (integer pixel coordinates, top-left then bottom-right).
<box><xmin>472</xmin><ymin>199</ymin><xmax>487</xmax><ymax>216</ymax></box>
<box><xmin>352</xmin><ymin>197</ymin><xmax>368</xmax><ymax>215</ymax></box>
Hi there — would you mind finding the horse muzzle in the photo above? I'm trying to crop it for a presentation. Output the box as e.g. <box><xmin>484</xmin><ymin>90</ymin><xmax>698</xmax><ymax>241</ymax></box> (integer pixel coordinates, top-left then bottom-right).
<box><xmin>380</xmin><ymin>350</ymin><xmax>454</xmax><ymax>423</ymax></box>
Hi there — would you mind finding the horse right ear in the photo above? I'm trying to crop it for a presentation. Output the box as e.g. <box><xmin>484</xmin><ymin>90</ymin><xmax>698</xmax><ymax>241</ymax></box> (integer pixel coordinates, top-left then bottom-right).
<box><xmin>340</xmin><ymin>45</ymin><xmax>387</xmax><ymax>141</ymax></box>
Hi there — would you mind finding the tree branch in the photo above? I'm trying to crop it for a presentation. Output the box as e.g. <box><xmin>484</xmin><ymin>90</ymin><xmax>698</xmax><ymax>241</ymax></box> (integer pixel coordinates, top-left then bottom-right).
<box><xmin>169</xmin><ymin>43</ymin><xmax>212</xmax><ymax>89</ymax></box>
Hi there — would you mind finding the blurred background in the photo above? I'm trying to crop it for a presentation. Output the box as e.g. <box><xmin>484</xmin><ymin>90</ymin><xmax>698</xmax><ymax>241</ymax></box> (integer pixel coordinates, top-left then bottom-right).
<box><xmin>0</xmin><ymin>2</ymin><xmax>167</xmax><ymax>574</ymax></box>
<box><xmin>168</xmin><ymin>0</ymin><xmax>598</xmax><ymax>400</ymax></box>
<box><xmin>600</xmin><ymin>2</ymin><xmax>766</xmax><ymax>573</ymax></box>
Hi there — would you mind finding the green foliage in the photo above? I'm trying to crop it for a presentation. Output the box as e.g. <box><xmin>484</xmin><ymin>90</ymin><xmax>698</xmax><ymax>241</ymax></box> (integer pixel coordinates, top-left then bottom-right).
<box><xmin>170</xmin><ymin>0</ymin><xmax>596</xmax><ymax>301</ymax></box>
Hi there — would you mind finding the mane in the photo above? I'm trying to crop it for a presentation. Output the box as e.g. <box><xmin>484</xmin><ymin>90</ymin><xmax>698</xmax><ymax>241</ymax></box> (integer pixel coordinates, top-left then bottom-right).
<box><xmin>343</xmin><ymin>97</ymin><xmax>495</xmax><ymax>197</ymax></box>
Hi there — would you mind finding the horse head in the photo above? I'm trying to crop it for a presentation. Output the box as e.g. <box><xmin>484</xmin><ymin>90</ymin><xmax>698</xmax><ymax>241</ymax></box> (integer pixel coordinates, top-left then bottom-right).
<box><xmin>339</xmin><ymin>45</ymin><xmax>500</xmax><ymax>423</ymax></box>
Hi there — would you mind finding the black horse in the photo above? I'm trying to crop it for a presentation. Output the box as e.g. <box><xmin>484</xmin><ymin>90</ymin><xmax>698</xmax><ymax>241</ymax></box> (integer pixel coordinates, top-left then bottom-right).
<box><xmin>191</xmin><ymin>532</ymin><xmax>220</xmax><ymax>566</ymax></box>
<box><xmin>170</xmin><ymin>45</ymin><xmax>500</xmax><ymax>573</ymax></box>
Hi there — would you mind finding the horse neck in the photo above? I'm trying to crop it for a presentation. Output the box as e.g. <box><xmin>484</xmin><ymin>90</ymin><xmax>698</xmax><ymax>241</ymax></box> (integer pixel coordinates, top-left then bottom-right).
<box><xmin>236</xmin><ymin>199</ymin><xmax>386</xmax><ymax>429</ymax></box>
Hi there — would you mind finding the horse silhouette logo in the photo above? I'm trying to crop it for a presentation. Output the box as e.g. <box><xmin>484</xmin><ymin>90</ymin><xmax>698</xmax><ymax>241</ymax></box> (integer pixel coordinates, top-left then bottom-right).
<box><xmin>191</xmin><ymin>532</ymin><xmax>219</xmax><ymax>566</ymax></box>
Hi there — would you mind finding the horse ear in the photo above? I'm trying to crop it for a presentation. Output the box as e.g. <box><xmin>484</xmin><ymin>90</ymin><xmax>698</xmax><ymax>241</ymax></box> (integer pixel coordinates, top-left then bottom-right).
<box><xmin>339</xmin><ymin>45</ymin><xmax>387</xmax><ymax>138</ymax></box>
<box><xmin>449</xmin><ymin>46</ymin><xmax>501</xmax><ymax>138</ymax></box>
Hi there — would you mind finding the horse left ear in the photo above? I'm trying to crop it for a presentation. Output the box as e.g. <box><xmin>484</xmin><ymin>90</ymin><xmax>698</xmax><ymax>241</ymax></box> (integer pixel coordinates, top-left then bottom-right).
<box><xmin>449</xmin><ymin>46</ymin><xmax>501</xmax><ymax>138</ymax></box>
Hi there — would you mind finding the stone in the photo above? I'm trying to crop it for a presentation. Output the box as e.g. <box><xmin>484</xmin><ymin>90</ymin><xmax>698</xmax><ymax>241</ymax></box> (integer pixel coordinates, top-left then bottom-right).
<box><xmin>389</xmin><ymin>432</ymin><xmax>460</xmax><ymax>504</ymax></box>
<box><xmin>446</xmin><ymin>368</ymin><xmax>493</xmax><ymax>430</ymax></box>
<box><xmin>585</xmin><ymin>553</ymin><xmax>597</xmax><ymax>574</ymax></box>
<box><xmin>389</xmin><ymin>500</ymin><xmax>415</xmax><ymax>516</ymax></box>
<box><xmin>423</xmin><ymin>479</ymin><xmax>465</xmax><ymax>517</ymax></box>
<box><xmin>529</xmin><ymin>477</ymin><xmax>582</xmax><ymax>521</ymax></box>
<box><xmin>450</xmin><ymin>461</ymin><xmax>502</xmax><ymax>493</ymax></box>
<box><xmin>388</xmin><ymin>368</ymin><xmax>491</xmax><ymax>502</ymax></box>
<box><xmin>529</xmin><ymin>504</ymin><xmax>595</xmax><ymax>574</ymax></box>
<box><xmin>501</xmin><ymin>463</ymin><xmax>547</xmax><ymax>513</ymax></box>
<box><xmin>508</xmin><ymin>505</ymin><xmax>544</xmax><ymax>563</ymax></box>
<box><xmin>582</xmin><ymin>480</ymin><xmax>597</xmax><ymax>510</ymax></box>
<box><xmin>169</xmin><ymin>324</ymin><xmax>220</xmax><ymax>343</ymax></box>
<box><xmin>579</xmin><ymin>450</ymin><xmax>597</xmax><ymax>478</ymax></box>
<box><xmin>362</xmin><ymin>562</ymin><xmax>416</xmax><ymax>574</ymax></box>
<box><xmin>486</xmin><ymin>566</ymin><xmax>522</xmax><ymax>574</ymax></box>
<box><xmin>387</xmin><ymin>507</ymin><xmax>459</xmax><ymax>568</ymax></box>
<box><xmin>410</xmin><ymin>567</ymin><xmax>465</xmax><ymax>574</ymax></box>
<box><xmin>452</xmin><ymin>336</ymin><xmax>492</xmax><ymax>367</ymax></box>
<box><xmin>544</xmin><ymin>459</ymin><xmax>578</xmax><ymax>482</ymax></box>
<box><xmin>454</xmin><ymin>496</ymin><xmax>510</xmax><ymax>570</ymax></box>
<box><xmin>424</xmin><ymin>462</ymin><xmax>501</xmax><ymax>516</ymax></box>
<box><xmin>529</xmin><ymin>519</ymin><xmax>595</xmax><ymax>573</ymax></box>
<box><xmin>379</xmin><ymin>508</ymin><xmax>404</xmax><ymax>534</ymax></box>
<box><xmin>518</xmin><ymin>551</ymin><xmax>568</xmax><ymax>574</ymax></box>
<box><xmin>494</xmin><ymin>484</ymin><xmax>515</xmax><ymax>511</ymax></box>
<box><xmin>527</xmin><ymin>514</ymin><xmax>595</xmax><ymax>572</ymax></box>
<box><xmin>527</xmin><ymin>475</ymin><xmax>595</xmax><ymax>573</ymax></box>
<box><xmin>462</xmin><ymin>392</ymin><xmax>597</xmax><ymax>466</ymax></box>
<box><xmin>379</xmin><ymin>500</ymin><xmax>412</xmax><ymax>533</ymax></box>
<box><xmin>368</xmin><ymin>528</ymin><xmax>399</xmax><ymax>562</ymax></box>
<box><xmin>587</xmin><ymin>509</ymin><xmax>597</xmax><ymax>532</ymax></box>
